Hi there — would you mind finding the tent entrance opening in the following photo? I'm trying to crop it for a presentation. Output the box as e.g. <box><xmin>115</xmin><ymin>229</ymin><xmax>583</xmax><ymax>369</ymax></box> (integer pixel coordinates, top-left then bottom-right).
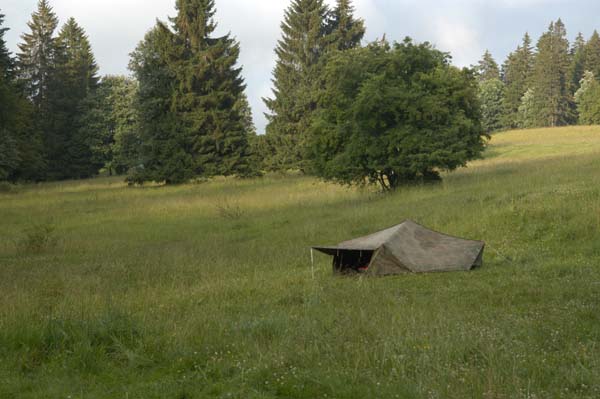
<box><xmin>333</xmin><ymin>250</ymin><xmax>375</xmax><ymax>274</ymax></box>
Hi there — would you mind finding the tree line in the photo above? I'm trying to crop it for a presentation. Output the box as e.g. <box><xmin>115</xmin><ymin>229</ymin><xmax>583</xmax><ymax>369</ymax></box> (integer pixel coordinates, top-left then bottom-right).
<box><xmin>2</xmin><ymin>0</ymin><xmax>491</xmax><ymax>189</ymax></box>
<box><xmin>477</xmin><ymin>19</ymin><xmax>600</xmax><ymax>132</ymax></box>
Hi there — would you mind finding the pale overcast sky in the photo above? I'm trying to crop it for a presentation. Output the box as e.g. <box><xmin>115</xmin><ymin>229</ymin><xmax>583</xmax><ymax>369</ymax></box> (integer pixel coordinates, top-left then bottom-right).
<box><xmin>3</xmin><ymin>0</ymin><xmax>600</xmax><ymax>133</ymax></box>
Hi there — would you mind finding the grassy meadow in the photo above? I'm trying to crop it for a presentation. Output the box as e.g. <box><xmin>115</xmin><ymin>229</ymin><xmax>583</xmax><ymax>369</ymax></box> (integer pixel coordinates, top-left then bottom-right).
<box><xmin>2</xmin><ymin>126</ymin><xmax>600</xmax><ymax>398</ymax></box>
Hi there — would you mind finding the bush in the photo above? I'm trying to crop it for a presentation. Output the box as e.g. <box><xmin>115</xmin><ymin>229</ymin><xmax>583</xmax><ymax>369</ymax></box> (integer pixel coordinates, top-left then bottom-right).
<box><xmin>216</xmin><ymin>199</ymin><xmax>244</xmax><ymax>220</ymax></box>
<box><xmin>17</xmin><ymin>222</ymin><xmax>57</xmax><ymax>254</ymax></box>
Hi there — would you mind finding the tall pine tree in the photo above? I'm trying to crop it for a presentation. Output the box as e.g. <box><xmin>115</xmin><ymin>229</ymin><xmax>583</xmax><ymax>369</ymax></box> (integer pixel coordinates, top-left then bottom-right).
<box><xmin>129</xmin><ymin>23</ymin><xmax>182</xmax><ymax>183</ymax></box>
<box><xmin>501</xmin><ymin>33</ymin><xmax>534</xmax><ymax>128</ymax></box>
<box><xmin>585</xmin><ymin>30</ymin><xmax>600</xmax><ymax>78</ymax></box>
<box><xmin>130</xmin><ymin>0</ymin><xmax>252</xmax><ymax>184</ymax></box>
<box><xmin>1</xmin><ymin>9</ymin><xmax>45</xmax><ymax>181</ymax></box>
<box><xmin>47</xmin><ymin>17</ymin><xmax>99</xmax><ymax>179</ymax></box>
<box><xmin>77</xmin><ymin>75</ymin><xmax>139</xmax><ymax>175</ymax></box>
<box><xmin>0</xmin><ymin>11</ymin><xmax>19</xmax><ymax>180</ymax></box>
<box><xmin>326</xmin><ymin>0</ymin><xmax>365</xmax><ymax>51</ymax></box>
<box><xmin>263</xmin><ymin>0</ymin><xmax>330</xmax><ymax>171</ymax></box>
<box><xmin>172</xmin><ymin>0</ymin><xmax>250</xmax><ymax>178</ymax></box>
<box><xmin>530</xmin><ymin>19</ymin><xmax>572</xmax><ymax>127</ymax></box>
<box><xmin>568</xmin><ymin>32</ymin><xmax>586</xmax><ymax>95</ymax></box>
<box><xmin>476</xmin><ymin>50</ymin><xmax>500</xmax><ymax>82</ymax></box>
<box><xmin>17</xmin><ymin>0</ymin><xmax>58</xmax><ymax>108</ymax></box>
<box><xmin>16</xmin><ymin>0</ymin><xmax>60</xmax><ymax>180</ymax></box>
<box><xmin>0</xmin><ymin>11</ymin><xmax>12</xmax><ymax>79</ymax></box>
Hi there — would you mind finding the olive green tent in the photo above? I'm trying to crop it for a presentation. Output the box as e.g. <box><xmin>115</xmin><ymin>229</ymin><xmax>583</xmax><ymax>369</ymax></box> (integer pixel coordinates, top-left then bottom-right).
<box><xmin>313</xmin><ymin>220</ymin><xmax>485</xmax><ymax>275</ymax></box>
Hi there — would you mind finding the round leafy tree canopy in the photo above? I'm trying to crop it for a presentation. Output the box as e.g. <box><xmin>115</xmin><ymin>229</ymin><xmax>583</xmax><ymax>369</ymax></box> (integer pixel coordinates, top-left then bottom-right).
<box><xmin>308</xmin><ymin>38</ymin><xmax>486</xmax><ymax>190</ymax></box>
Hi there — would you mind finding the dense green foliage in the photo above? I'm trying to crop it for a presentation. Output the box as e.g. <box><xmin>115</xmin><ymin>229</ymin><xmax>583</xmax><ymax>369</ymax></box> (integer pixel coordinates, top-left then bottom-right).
<box><xmin>0</xmin><ymin>9</ymin><xmax>45</xmax><ymax>182</ymax></box>
<box><xmin>263</xmin><ymin>0</ymin><xmax>364</xmax><ymax>171</ymax></box>
<box><xmin>488</xmin><ymin>21</ymin><xmax>600</xmax><ymax>130</ymax></box>
<box><xmin>16</xmin><ymin>0</ymin><xmax>58</xmax><ymax>109</ymax></box>
<box><xmin>0</xmin><ymin>12</ymin><xmax>19</xmax><ymax>180</ymax></box>
<box><xmin>129</xmin><ymin>0</ymin><xmax>253</xmax><ymax>184</ymax></box>
<box><xmin>584</xmin><ymin>30</ymin><xmax>600</xmax><ymax>78</ymax></box>
<box><xmin>501</xmin><ymin>33</ymin><xmax>534</xmax><ymax>129</ymax></box>
<box><xmin>78</xmin><ymin>76</ymin><xmax>140</xmax><ymax>175</ymax></box>
<box><xmin>47</xmin><ymin>18</ymin><xmax>99</xmax><ymax>179</ymax></box>
<box><xmin>326</xmin><ymin>0</ymin><xmax>366</xmax><ymax>51</ymax></box>
<box><xmin>575</xmin><ymin>71</ymin><xmax>600</xmax><ymax>124</ymax></box>
<box><xmin>11</xmin><ymin>1</ymin><xmax>101</xmax><ymax>181</ymax></box>
<box><xmin>479</xmin><ymin>78</ymin><xmax>505</xmax><ymax>133</ymax></box>
<box><xmin>529</xmin><ymin>20</ymin><xmax>573</xmax><ymax>127</ymax></box>
<box><xmin>308</xmin><ymin>40</ymin><xmax>485</xmax><ymax>190</ymax></box>
<box><xmin>263</xmin><ymin>0</ymin><xmax>331</xmax><ymax>171</ymax></box>
<box><xmin>567</xmin><ymin>33</ymin><xmax>586</xmax><ymax>95</ymax></box>
<box><xmin>6</xmin><ymin>1</ymin><xmax>600</xmax><ymax>189</ymax></box>
<box><xmin>2</xmin><ymin>127</ymin><xmax>600</xmax><ymax>397</ymax></box>
<box><xmin>518</xmin><ymin>88</ymin><xmax>537</xmax><ymax>128</ymax></box>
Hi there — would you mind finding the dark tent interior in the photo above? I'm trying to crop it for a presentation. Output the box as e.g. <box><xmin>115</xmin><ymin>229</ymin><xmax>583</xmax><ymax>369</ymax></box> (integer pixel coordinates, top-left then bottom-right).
<box><xmin>332</xmin><ymin>250</ymin><xmax>374</xmax><ymax>274</ymax></box>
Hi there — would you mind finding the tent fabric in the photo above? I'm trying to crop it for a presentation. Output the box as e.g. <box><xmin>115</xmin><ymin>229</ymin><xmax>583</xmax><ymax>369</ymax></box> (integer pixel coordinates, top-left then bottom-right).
<box><xmin>313</xmin><ymin>220</ymin><xmax>485</xmax><ymax>276</ymax></box>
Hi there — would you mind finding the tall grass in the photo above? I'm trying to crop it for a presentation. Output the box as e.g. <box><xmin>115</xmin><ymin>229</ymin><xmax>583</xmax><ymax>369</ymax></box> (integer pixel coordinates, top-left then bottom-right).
<box><xmin>1</xmin><ymin>126</ymin><xmax>600</xmax><ymax>398</ymax></box>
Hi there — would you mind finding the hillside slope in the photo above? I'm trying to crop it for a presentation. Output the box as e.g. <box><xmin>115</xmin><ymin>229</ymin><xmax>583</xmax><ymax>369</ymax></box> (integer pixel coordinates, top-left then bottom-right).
<box><xmin>1</xmin><ymin>126</ymin><xmax>600</xmax><ymax>398</ymax></box>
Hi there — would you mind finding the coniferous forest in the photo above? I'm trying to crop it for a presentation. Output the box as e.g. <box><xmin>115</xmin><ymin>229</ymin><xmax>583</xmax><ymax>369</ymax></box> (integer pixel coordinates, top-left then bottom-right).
<box><xmin>2</xmin><ymin>1</ymin><xmax>600</xmax><ymax>188</ymax></box>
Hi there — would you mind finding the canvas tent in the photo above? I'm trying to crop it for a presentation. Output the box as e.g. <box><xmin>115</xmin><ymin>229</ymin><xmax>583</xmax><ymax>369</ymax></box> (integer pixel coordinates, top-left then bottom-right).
<box><xmin>313</xmin><ymin>220</ymin><xmax>485</xmax><ymax>276</ymax></box>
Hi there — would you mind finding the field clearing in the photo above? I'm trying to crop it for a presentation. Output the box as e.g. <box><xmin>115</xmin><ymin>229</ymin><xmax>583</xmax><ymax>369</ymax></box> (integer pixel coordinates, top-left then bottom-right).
<box><xmin>1</xmin><ymin>126</ymin><xmax>600</xmax><ymax>398</ymax></box>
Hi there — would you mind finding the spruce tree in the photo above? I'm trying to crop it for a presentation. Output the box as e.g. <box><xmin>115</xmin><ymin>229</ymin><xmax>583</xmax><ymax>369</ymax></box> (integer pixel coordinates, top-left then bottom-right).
<box><xmin>172</xmin><ymin>0</ymin><xmax>250</xmax><ymax>178</ymax></box>
<box><xmin>78</xmin><ymin>76</ymin><xmax>139</xmax><ymax>176</ymax></box>
<box><xmin>501</xmin><ymin>33</ymin><xmax>534</xmax><ymax>128</ymax></box>
<box><xmin>264</xmin><ymin>0</ymin><xmax>330</xmax><ymax>171</ymax></box>
<box><xmin>129</xmin><ymin>24</ymin><xmax>183</xmax><ymax>184</ymax></box>
<box><xmin>130</xmin><ymin>0</ymin><xmax>252</xmax><ymax>184</ymax></box>
<box><xmin>476</xmin><ymin>50</ymin><xmax>500</xmax><ymax>82</ymax></box>
<box><xmin>17</xmin><ymin>0</ymin><xmax>58</xmax><ymax>108</ymax></box>
<box><xmin>0</xmin><ymin>11</ymin><xmax>12</xmax><ymax>80</ymax></box>
<box><xmin>568</xmin><ymin>32</ymin><xmax>586</xmax><ymax>95</ymax></box>
<box><xmin>0</xmin><ymin>11</ymin><xmax>18</xmax><ymax>180</ymax></box>
<box><xmin>1</xmin><ymin>9</ymin><xmax>45</xmax><ymax>181</ymax></box>
<box><xmin>327</xmin><ymin>0</ymin><xmax>365</xmax><ymax>51</ymax></box>
<box><xmin>47</xmin><ymin>17</ymin><xmax>99</xmax><ymax>179</ymax></box>
<box><xmin>530</xmin><ymin>19</ymin><xmax>572</xmax><ymax>127</ymax></box>
<box><xmin>585</xmin><ymin>30</ymin><xmax>600</xmax><ymax>78</ymax></box>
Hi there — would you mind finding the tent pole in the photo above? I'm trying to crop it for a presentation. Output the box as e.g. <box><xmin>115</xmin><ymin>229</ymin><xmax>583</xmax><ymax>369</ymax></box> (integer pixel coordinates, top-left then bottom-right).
<box><xmin>310</xmin><ymin>248</ymin><xmax>315</xmax><ymax>279</ymax></box>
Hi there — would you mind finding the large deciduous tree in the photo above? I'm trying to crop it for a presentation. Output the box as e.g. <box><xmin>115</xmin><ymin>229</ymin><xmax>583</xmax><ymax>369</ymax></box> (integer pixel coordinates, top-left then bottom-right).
<box><xmin>308</xmin><ymin>39</ymin><xmax>485</xmax><ymax>191</ymax></box>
